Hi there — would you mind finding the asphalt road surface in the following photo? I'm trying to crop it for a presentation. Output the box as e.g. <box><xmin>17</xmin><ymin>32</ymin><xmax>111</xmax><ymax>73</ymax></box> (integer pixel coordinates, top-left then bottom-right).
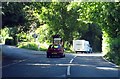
<box><xmin>1</xmin><ymin>45</ymin><xmax>120</xmax><ymax>79</ymax></box>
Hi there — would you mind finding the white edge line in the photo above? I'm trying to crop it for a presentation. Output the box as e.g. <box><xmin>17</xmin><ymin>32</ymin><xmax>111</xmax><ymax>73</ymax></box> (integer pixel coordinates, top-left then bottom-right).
<box><xmin>0</xmin><ymin>59</ymin><xmax>26</xmax><ymax>68</ymax></box>
<box><xmin>67</xmin><ymin>55</ymin><xmax>77</xmax><ymax>76</ymax></box>
<box><xmin>102</xmin><ymin>56</ymin><xmax>119</xmax><ymax>68</ymax></box>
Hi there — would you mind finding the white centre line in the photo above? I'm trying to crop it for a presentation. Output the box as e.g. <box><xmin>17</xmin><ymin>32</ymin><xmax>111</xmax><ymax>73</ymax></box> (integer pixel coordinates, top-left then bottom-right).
<box><xmin>67</xmin><ymin>55</ymin><xmax>77</xmax><ymax>76</ymax></box>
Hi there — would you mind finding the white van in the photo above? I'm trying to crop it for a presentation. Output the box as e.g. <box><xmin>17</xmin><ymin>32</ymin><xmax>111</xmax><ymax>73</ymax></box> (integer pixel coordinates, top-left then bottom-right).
<box><xmin>73</xmin><ymin>40</ymin><xmax>92</xmax><ymax>53</ymax></box>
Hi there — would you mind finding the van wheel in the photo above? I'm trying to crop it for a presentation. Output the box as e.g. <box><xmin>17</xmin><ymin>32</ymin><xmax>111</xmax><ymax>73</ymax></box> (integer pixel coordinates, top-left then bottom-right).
<box><xmin>63</xmin><ymin>54</ymin><xmax>65</xmax><ymax>57</ymax></box>
<box><xmin>47</xmin><ymin>55</ymin><xmax>50</xmax><ymax>58</ymax></box>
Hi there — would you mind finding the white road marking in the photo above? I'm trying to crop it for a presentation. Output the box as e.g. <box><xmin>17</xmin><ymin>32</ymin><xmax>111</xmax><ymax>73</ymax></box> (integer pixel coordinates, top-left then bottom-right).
<box><xmin>102</xmin><ymin>57</ymin><xmax>119</xmax><ymax>68</ymax></box>
<box><xmin>26</xmin><ymin>63</ymin><xmax>93</xmax><ymax>67</ymax></box>
<box><xmin>67</xmin><ymin>55</ymin><xmax>77</xmax><ymax>76</ymax></box>
<box><xmin>69</xmin><ymin>58</ymin><xmax>74</xmax><ymax>64</ymax></box>
<box><xmin>96</xmin><ymin>67</ymin><xmax>118</xmax><ymax>70</ymax></box>
<box><xmin>67</xmin><ymin>66</ymin><xmax>70</xmax><ymax>75</ymax></box>
<box><xmin>73</xmin><ymin>53</ymin><xmax>104</xmax><ymax>57</ymax></box>
<box><xmin>1</xmin><ymin>59</ymin><xmax>26</xmax><ymax>68</ymax></box>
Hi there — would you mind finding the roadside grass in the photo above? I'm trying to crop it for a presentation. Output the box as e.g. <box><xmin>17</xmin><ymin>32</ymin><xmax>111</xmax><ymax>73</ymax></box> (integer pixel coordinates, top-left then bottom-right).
<box><xmin>65</xmin><ymin>49</ymin><xmax>74</xmax><ymax>53</ymax></box>
<box><xmin>104</xmin><ymin>53</ymin><xmax>120</xmax><ymax>66</ymax></box>
<box><xmin>38</xmin><ymin>43</ymin><xmax>48</xmax><ymax>51</ymax></box>
<box><xmin>17</xmin><ymin>42</ymin><xmax>48</xmax><ymax>51</ymax></box>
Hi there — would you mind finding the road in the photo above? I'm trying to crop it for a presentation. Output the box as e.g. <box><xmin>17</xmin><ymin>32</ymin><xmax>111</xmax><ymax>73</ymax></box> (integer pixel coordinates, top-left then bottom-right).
<box><xmin>1</xmin><ymin>45</ymin><xmax>120</xmax><ymax>79</ymax></box>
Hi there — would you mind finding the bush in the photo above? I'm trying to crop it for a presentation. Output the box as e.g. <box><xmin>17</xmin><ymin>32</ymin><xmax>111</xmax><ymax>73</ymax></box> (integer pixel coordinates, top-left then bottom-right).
<box><xmin>105</xmin><ymin>37</ymin><xmax>120</xmax><ymax>66</ymax></box>
<box><xmin>18</xmin><ymin>42</ymin><xmax>48</xmax><ymax>51</ymax></box>
<box><xmin>17</xmin><ymin>33</ymin><xmax>32</xmax><ymax>42</ymax></box>
<box><xmin>0</xmin><ymin>36</ymin><xmax>3</xmax><ymax>43</ymax></box>
<box><xmin>1</xmin><ymin>27</ymin><xmax>9</xmax><ymax>43</ymax></box>
<box><xmin>105</xmin><ymin>51</ymin><xmax>120</xmax><ymax>65</ymax></box>
<box><xmin>18</xmin><ymin>42</ymin><xmax>38</xmax><ymax>50</ymax></box>
<box><xmin>5</xmin><ymin>38</ymin><xmax>14</xmax><ymax>45</ymax></box>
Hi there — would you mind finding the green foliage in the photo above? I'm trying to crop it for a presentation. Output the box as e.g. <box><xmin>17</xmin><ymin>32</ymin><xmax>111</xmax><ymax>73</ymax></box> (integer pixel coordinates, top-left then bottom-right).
<box><xmin>18</xmin><ymin>42</ymin><xmax>38</xmax><ymax>50</ymax></box>
<box><xmin>102</xmin><ymin>31</ymin><xmax>111</xmax><ymax>54</ymax></box>
<box><xmin>9</xmin><ymin>27</ymin><xmax>18</xmax><ymax>37</ymax></box>
<box><xmin>102</xmin><ymin>3</ymin><xmax>120</xmax><ymax>65</ymax></box>
<box><xmin>2</xmin><ymin>2</ymin><xmax>103</xmax><ymax>52</ymax></box>
<box><xmin>18</xmin><ymin>42</ymin><xmax>48</xmax><ymax>51</ymax></box>
<box><xmin>5</xmin><ymin>37</ymin><xmax>14</xmax><ymax>45</ymax></box>
<box><xmin>39</xmin><ymin>43</ymin><xmax>49</xmax><ymax>51</ymax></box>
<box><xmin>38</xmin><ymin>2</ymin><xmax>79</xmax><ymax>42</ymax></box>
<box><xmin>102</xmin><ymin>3</ymin><xmax>120</xmax><ymax>38</ymax></box>
<box><xmin>110</xmin><ymin>37</ymin><xmax>120</xmax><ymax>53</ymax></box>
<box><xmin>17</xmin><ymin>32</ymin><xmax>33</xmax><ymax>42</ymax></box>
<box><xmin>2</xmin><ymin>2</ymin><xmax>40</xmax><ymax>33</ymax></box>
<box><xmin>34</xmin><ymin>2</ymin><xmax>102</xmax><ymax>52</ymax></box>
<box><xmin>2</xmin><ymin>2</ymin><xmax>27</xmax><ymax>27</ymax></box>
<box><xmin>80</xmin><ymin>23</ymin><xmax>102</xmax><ymax>52</ymax></box>
<box><xmin>103</xmin><ymin>36</ymin><xmax>120</xmax><ymax>65</ymax></box>
<box><xmin>35</xmin><ymin>24</ymin><xmax>49</xmax><ymax>43</ymax></box>
<box><xmin>0</xmin><ymin>27</ymin><xmax>9</xmax><ymax>43</ymax></box>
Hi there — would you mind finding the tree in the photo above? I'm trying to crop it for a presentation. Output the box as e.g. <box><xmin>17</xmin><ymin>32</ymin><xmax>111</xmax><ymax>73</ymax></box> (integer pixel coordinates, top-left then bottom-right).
<box><xmin>33</xmin><ymin>2</ymin><xmax>103</xmax><ymax>51</ymax></box>
<box><xmin>2</xmin><ymin>2</ymin><xmax>27</xmax><ymax>28</ymax></box>
<box><xmin>2</xmin><ymin>2</ymin><xmax>42</xmax><ymax>44</ymax></box>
